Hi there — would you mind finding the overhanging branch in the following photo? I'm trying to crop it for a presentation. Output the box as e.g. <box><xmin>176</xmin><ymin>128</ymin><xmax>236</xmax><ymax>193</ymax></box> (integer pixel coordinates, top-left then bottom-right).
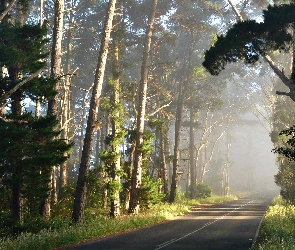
<box><xmin>0</xmin><ymin>68</ymin><xmax>45</xmax><ymax>108</ymax></box>
<box><xmin>0</xmin><ymin>0</ymin><xmax>17</xmax><ymax>22</ymax></box>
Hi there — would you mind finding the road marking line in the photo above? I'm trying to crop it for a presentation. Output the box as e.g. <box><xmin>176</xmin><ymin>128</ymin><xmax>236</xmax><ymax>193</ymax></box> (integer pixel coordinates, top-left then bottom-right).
<box><xmin>155</xmin><ymin>199</ymin><xmax>256</xmax><ymax>250</ymax></box>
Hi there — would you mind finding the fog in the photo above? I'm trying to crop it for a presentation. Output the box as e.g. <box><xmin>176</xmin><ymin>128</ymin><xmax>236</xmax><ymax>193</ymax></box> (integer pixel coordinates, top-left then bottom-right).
<box><xmin>177</xmin><ymin>111</ymin><xmax>279</xmax><ymax>196</ymax></box>
<box><xmin>228</xmin><ymin>112</ymin><xmax>279</xmax><ymax>194</ymax></box>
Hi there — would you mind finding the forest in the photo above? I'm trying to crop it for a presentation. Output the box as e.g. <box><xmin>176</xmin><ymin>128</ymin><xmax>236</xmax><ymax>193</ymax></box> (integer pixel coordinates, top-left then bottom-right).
<box><xmin>1</xmin><ymin>0</ymin><xmax>295</xmax><ymax>247</ymax></box>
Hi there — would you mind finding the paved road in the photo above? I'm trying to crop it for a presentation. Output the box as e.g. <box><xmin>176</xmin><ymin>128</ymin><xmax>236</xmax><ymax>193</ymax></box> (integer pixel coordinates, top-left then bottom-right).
<box><xmin>64</xmin><ymin>192</ymin><xmax>276</xmax><ymax>250</ymax></box>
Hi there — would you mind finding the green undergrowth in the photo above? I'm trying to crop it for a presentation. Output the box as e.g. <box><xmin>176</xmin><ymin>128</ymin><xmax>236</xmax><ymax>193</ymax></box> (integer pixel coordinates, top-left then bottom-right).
<box><xmin>0</xmin><ymin>203</ymin><xmax>189</xmax><ymax>250</ymax></box>
<box><xmin>254</xmin><ymin>196</ymin><xmax>295</xmax><ymax>250</ymax></box>
<box><xmin>184</xmin><ymin>194</ymin><xmax>243</xmax><ymax>206</ymax></box>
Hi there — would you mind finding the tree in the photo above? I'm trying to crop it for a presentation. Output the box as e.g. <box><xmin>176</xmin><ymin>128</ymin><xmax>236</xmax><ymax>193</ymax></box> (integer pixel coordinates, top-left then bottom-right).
<box><xmin>0</xmin><ymin>1</ymin><xmax>72</xmax><ymax>224</ymax></box>
<box><xmin>128</xmin><ymin>0</ymin><xmax>158</xmax><ymax>214</ymax></box>
<box><xmin>72</xmin><ymin>0</ymin><xmax>117</xmax><ymax>223</ymax></box>
<box><xmin>202</xmin><ymin>3</ymin><xmax>295</xmax><ymax>102</ymax></box>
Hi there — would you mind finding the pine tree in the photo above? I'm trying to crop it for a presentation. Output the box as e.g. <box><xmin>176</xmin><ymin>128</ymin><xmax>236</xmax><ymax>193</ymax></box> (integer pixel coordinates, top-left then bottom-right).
<box><xmin>0</xmin><ymin>3</ymin><xmax>72</xmax><ymax>223</ymax></box>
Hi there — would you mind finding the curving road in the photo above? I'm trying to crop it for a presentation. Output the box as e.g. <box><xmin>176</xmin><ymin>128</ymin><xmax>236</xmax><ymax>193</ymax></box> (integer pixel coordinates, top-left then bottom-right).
<box><xmin>63</xmin><ymin>191</ymin><xmax>277</xmax><ymax>250</ymax></box>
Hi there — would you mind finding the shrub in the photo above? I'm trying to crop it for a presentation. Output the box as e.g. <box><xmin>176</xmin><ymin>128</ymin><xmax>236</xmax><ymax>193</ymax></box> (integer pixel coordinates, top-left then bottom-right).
<box><xmin>196</xmin><ymin>183</ymin><xmax>212</xmax><ymax>198</ymax></box>
<box><xmin>139</xmin><ymin>176</ymin><xmax>165</xmax><ymax>208</ymax></box>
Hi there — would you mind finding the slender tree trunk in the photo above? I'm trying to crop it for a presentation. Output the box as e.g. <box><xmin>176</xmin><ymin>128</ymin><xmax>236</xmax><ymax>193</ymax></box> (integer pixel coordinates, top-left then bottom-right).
<box><xmin>60</xmin><ymin>10</ymin><xmax>73</xmax><ymax>190</ymax></box>
<box><xmin>72</xmin><ymin>0</ymin><xmax>116</xmax><ymax>223</ymax></box>
<box><xmin>200</xmin><ymin>129</ymin><xmax>226</xmax><ymax>183</ymax></box>
<box><xmin>128</xmin><ymin>0</ymin><xmax>158</xmax><ymax>214</ymax></box>
<box><xmin>110</xmin><ymin>11</ymin><xmax>122</xmax><ymax>217</ymax></box>
<box><xmin>189</xmin><ymin>108</ymin><xmax>196</xmax><ymax>198</ymax></box>
<box><xmin>48</xmin><ymin>0</ymin><xmax>64</xmax><ymax>115</ymax></box>
<box><xmin>160</xmin><ymin>128</ymin><xmax>168</xmax><ymax>196</ymax></box>
<box><xmin>169</xmin><ymin>82</ymin><xmax>185</xmax><ymax>203</ymax></box>
<box><xmin>41</xmin><ymin>0</ymin><xmax>64</xmax><ymax>219</ymax></box>
<box><xmin>102</xmin><ymin>114</ymin><xmax>110</xmax><ymax>209</ymax></box>
<box><xmin>35</xmin><ymin>0</ymin><xmax>44</xmax><ymax>117</ymax></box>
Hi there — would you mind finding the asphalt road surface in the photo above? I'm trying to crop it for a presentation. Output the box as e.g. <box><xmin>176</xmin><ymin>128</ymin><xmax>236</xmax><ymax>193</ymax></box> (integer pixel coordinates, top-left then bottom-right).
<box><xmin>63</xmin><ymin>191</ymin><xmax>276</xmax><ymax>250</ymax></box>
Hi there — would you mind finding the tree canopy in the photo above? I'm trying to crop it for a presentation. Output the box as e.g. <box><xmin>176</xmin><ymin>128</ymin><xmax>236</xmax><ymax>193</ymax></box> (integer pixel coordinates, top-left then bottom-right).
<box><xmin>203</xmin><ymin>3</ymin><xmax>295</xmax><ymax>77</ymax></box>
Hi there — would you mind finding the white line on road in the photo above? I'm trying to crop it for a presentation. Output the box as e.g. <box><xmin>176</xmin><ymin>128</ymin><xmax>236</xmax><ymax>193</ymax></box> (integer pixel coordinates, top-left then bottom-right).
<box><xmin>155</xmin><ymin>200</ymin><xmax>255</xmax><ymax>250</ymax></box>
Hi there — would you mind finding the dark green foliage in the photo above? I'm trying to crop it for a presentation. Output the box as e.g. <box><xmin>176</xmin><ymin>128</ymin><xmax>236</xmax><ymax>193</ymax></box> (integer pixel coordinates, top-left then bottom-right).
<box><xmin>0</xmin><ymin>22</ymin><xmax>49</xmax><ymax>72</ymax></box>
<box><xmin>272</xmin><ymin>126</ymin><xmax>295</xmax><ymax>204</ymax></box>
<box><xmin>137</xmin><ymin>129</ymin><xmax>154</xmax><ymax>156</ymax></box>
<box><xmin>148</xmin><ymin>118</ymin><xmax>167</xmax><ymax>133</ymax></box>
<box><xmin>273</xmin><ymin>126</ymin><xmax>295</xmax><ymax>161</ymax></box>
<box><xmin>139</xmin><ymin>176</ymin><xmax>165</xmax><ymax>208</ymax></box>
<box><xmin>274</xmin><ymin>161</ymin><xmax>295</xmax><ymax>205</ymax></box>
<box><xmin>0</xmin><ymin>113</ymin><xmax>73</xmax><ymax>215</ymax></box>
<box><xmin>203</xmin><ymin>4</ymin><xmax>295</xmax><ymax>75</ymax></box>
<box><xmin>196</xmin><ymin>183</ymin><xmax>212</xmax><ymax>198</ymax></box>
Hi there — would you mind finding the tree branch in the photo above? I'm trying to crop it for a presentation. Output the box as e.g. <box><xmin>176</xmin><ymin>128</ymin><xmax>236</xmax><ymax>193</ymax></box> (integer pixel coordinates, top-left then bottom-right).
<box><xmin>227</xmin><ymin>0</ymin><xmax>295</xmax><ymax>94</ymax></box>
<box><xmin>228</xmin><ymin>0</ymin><xmax>244</xmax><ymax>21</ymax></box>
<box><xmin>262</xmin><ymin>54</ymin><xmax>293</xmax><ymax>88</ymax></box>
<box><xmin>276</xmin><ymin>90</ymin><xmax>291</xmax><ymax>97</ymax></box>
<box><xmin>0</xmin><ymin>0</ymin><xmax>17</xmax><ymax>22</ymax></box>
<box><xmin>148</xmin><ymin>101</ymin><xmax>172</xmax><ymax>117</ymax></box>
<box><xmin>0</xmin><ymin>67</ymin><xmax>45</xmax><ymax>108</ymax></box>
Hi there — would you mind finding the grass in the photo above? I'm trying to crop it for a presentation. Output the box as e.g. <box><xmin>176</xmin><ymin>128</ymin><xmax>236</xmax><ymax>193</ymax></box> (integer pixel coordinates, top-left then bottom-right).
<box><xmin>0</xmin><ymin>195</ymin><xmax>238</xmax><ymax>250</ymax></box>
<box><xmin>184</xmin><ymin>194</ymin><xmax>242</xmax><ymax>206</ymax></box>
<box><xmin>253</xmin><ymin>196</ymin><xmax>295</xmax><ymax>250</ymax></box>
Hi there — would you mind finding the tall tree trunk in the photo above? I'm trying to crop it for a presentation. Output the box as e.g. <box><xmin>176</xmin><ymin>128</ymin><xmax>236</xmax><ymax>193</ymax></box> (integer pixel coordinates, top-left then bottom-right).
<box><xmin>128</xmin><ymin>0</ymin><xmax>158</xmax><ymax>214</ymax></box>
<box><xmin>109</xmin><ymin>9</ymin><xmax>122</xmax><ymax>217</ymax></box>
<box><xmin>60</xmin><ymin>9</ymin><xmax>73</xmax><ymax>190</ymax></box>
<box><xmin>189</xmin><ymin>108</ymin><xmax>196</xmax><ymax>198</ymax></box>
<box><xmin>160</xmin><ymin>127</ymin><xmax>168</xmax><ymax>196</ymax></box>
<box><xmin>48</xmin><ymin>0</ymin><xmax>64</xmax><ymax>115</ymax></box>
<box><xmin>169</xmin><ymin>82</ymin><xmax>185</xmax><ymax>203</ymax></box>
<box><xmin>41</xmin><ymin>0</ymin><xmax>64</xmax><ymax>219</ymax></box>
<box><xmin>72</xmin><ymin>0</ymin><xmax>116</xmax><ymax>223</ymax></box>
<box><xmin>35</xmin><ymin>0</ymin><xmax>44</xmax><ymax>117</ymax></box>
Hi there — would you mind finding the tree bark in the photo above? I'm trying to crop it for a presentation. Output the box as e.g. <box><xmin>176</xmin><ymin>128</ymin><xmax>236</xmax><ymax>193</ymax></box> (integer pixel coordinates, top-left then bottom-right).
<box><xmin>189</xmin><ymin>108</ymin><xmax>196</xmax><ymax>198</ymax></box>
<box><xmin>169</xmin><ymin>81</ymin><xmax>185</xmax><ymax>203</ymax></box>
<box><xmin>72</xmin><ymin>0</ymin><xmax>116</xmax><ymax>223</ymax></box>
<box><xmin>48</xmin><ymin>0</ymin><xmax>64</xmax><ymax>115</ymax></box>
<box><xmin>160</xmin><ymin>127</ymin><xmax>168</xmax><ymax>196</ymax></box>
<box><xmin>110</xmin><ymin>9</ymin><xmax>121</xmax><ymax>217</ymax></box>
<box><xmin>40</xmin><ymin>0</ymin><xmax>64</xmax><ymax>219</ymax></box>
<box><xmin>128</xmin><ymin>0</ymin><xmax>158</xmax><ymax>214</ymax></box>
<box><xmin>60</xmin><ymin>9</ymin><xmax>73</xmax><ymax>190</ymax></box>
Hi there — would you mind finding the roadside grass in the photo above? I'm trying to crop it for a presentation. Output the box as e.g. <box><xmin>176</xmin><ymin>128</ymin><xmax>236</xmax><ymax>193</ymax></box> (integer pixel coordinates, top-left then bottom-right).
<box><xmin>0</xmin><ymin>195</ymin><xmax>239</xmax><ymax>250</ymax></box>
<box><xmin>254</xmin><ymin>196</ymin><xmax>295</xmax><ymax>250</ymax></box>
<box><xmin>184</xmin><ymin>194</ymin><xmax>241</xmax><ymax>206</ymax></box>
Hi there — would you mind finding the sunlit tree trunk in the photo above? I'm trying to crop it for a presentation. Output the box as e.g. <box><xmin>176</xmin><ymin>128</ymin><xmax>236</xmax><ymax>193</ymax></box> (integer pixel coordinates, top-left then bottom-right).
<box><xmin>72</xmin><ymin>0</ymin><xmax>116</xmax><ymax>223</ymax></box>
<box><xmin>59</xmin><ymin>9</ymin><xmax>73</xmax><ymax>190</ymax></box>
<box><xmin>128</xmin><ymin>0</ymin><xmax>158</xmax><ymax>214</ymax></box>
<box><xmin>35</xmin><ymin>0</ymin><xmax>44</xmax><ymax>117</ymax></box>
<box><xmin>109</xmin><ymin>9</ymin><xmax>122</xmax><ymax>217</ymax></box>
<box><xmin>102</xmin><ymin>113</ymin><xmax>110</xmax><ymax>210</ymax></box>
